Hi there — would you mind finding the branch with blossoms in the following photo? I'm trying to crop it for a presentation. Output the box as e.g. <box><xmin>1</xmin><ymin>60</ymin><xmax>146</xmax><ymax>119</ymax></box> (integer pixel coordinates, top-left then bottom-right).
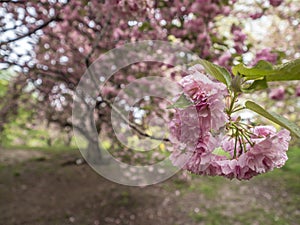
<box><xmin>168</xmin><ymin>58</ymin><xmax>300</xmax><ymax>180</ymax></box>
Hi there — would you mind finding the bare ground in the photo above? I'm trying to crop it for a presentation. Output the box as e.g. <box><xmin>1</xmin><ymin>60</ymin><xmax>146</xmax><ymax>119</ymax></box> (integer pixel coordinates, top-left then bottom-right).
<box><xmin>0</xmin><ymin>149</ymin><xmax>299</xmax><ymax>225</ymax></box>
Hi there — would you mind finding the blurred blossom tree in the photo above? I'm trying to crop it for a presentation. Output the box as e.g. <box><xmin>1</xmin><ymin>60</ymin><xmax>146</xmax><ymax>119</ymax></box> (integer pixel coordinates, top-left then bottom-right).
<box><xmin>231</xmin><ymin>0</ymin><xmax>300</xmax><ymax>145</ymax></box>
<box><xmin>0</xmin><ymin>70</ymin><xmax>70</xmax><ymax>147</ymax></box>
<box><xmin>0</xmin><ymin>70</ymin><xmax>25</xmax><ymax>138</ymax></box>
<box><xmin>0</xmin><ymin>0</ymin><xmax>299</xmax><ymax>162</ymax></box>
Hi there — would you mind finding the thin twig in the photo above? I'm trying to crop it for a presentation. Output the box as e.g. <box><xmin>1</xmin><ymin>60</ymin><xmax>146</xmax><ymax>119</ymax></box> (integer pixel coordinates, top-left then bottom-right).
<box><xmin>0</xmin><ymin>16</ymin><xmax>60</xmax><ymax>46</ymax></box>
<box><xmin>103</xmin><ymin>99</ymin><xmax>170</xmax><ymax>142</ymax></box>
<box><xmin>0</xmin><ymin>1</ymin><xmax>26</xmax><ymax>4</ymax></box>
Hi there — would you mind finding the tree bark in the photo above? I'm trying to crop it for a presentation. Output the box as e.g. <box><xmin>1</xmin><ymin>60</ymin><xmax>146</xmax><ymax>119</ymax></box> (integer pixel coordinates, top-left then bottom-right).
<box><xmin>86</xmin><ymin>139</ymin><xmax>102</xmax><ymax>165</ymax></box>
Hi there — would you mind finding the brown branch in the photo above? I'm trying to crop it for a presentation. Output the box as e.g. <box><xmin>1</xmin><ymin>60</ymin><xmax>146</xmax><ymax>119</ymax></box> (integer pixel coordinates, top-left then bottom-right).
<box><xmin>0</xmin><ymin>16</ymin><xmax>60</xmax><ymax>46</ymax></box>
<box><xmin>85</xmin><ymin>13</ymin><xmax>112</xmax><ymax>67</ymax></box>
<box><xmin>0</xmin><ymin>0</ymin><xmax>26</xmax><ymax>4</ymax></box>
<box><xmin>0</xmin><ymin>24</ymin><xmax>23</xmax><ymax>33</ymax></box>
<box><xmin>103</xmin><ymin>99</ymin><xmax>170</xmax><ymax>142</ymax></box>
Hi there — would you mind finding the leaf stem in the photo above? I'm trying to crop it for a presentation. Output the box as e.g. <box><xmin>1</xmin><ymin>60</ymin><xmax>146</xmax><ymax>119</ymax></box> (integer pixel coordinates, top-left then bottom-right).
<box><xmin>233</xmin><ymin>129</ymin><xmax>238</xmax><ymax>159</ymax></box>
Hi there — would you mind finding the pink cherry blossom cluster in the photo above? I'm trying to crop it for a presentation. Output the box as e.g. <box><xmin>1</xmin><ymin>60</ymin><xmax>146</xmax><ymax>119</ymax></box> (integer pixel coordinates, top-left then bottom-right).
<box><xmin>169</xmin><ymin>65</ymin><xmax>291</xmax><ymax>180</ymax></box>
<box><xmin>169</xmin><ymin>65</ymin><xmax>228</xmax><ymax>153</ymax></box>
<box><xmin>218</xmin><ymin>126</ymin><xmax>290</xmax><ymax>180</ymax></box>
<box><xmin>232</xmin><ymin>25</ymin><xmax>248</xmax><ymax>55</ymax></box>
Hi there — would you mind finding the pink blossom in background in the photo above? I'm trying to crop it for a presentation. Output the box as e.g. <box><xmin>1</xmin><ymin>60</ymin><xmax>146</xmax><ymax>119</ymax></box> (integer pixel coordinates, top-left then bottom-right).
<box><xmin>222</xmin><ymin>6</ymin><xmax>231</xmax><ymax>16</ymax></box>
<box><xmin>231</xmin><ymin>26</ymin><xmax>247</xmax><ymax>54</ymax></box>
<box><xmin>233</xmin><ymin>29</ymin><xmax>247</xmax><ymax>43</ymax></box>
<box><xmin>252</xmin><ymin>48</ymin><xmax>278</xmax><ymax>65</ymax></box>
<box><xmin>269</xmin><ymin>0</ymin><xmax>283</xmax><ymax>7</ymax></box>
<box><xmin>296</xmin><ymin>85</ymin><xmax>300</xmax><ymax>97</ymax></box>
<box><xmin>215</xmin><ymin>51</ymin><xmax>232</xmax><ymax>68</ymax></box>
<box><xmin>269</xmin><ymin>86</ymin><xmax>285</xmax><ymax>100</ymax></box>
<box><xmin>101</xmin><ymin>86</ymin><xmax>117</xmax><ymax>96</ymax></box>
<box><xmin>250</xmin><ymin>11</ymin><xmax>264</xmax><ymax>20</ymax></box>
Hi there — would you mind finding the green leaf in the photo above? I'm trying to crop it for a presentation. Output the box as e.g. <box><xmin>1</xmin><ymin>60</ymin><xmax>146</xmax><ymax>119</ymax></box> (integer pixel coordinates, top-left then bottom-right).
<box><xmin>0</xmin><ymin>79</ymin><xmax>8</xmax><ymax>97</ymax></box>
<box><xmin>242</xmin><ymin>77</ymin><xmax>268</xmax><ymax>93</ymax></box>
<box><xmin>269</xmin><ymin>59</ymin><xmax>300</xmax><ymax>81</ymax></box>
<box><xmin>232</xmin><ymin>60</ymin><xmax>273</xmax><ymax>78</ymax></box>
<box><xmin>232</xmin><ymin>59</ymin><xmax>300</xmax><ymax>81</ymax></box>
<box><xmin>167</xmin><ymin>93</ymin><xmax>193</xmax><ymax>109</ymax></box>
<box><xmin>190</xmin><ymin>59</ymin><xmax>232</xmax><ymax>87</ymax></box>
<box><xmin>245</xmin><ymin>101</ymin><xmax>300</xmax><ymax>138</ymax></box>
<box><xmin>212</xmin><ymin>147</ymin><xmax>231</xmax><ymax>159</ymax></box>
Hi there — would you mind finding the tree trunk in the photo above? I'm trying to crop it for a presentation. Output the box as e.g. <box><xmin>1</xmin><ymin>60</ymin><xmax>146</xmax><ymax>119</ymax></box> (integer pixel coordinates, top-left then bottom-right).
<box><xmin>86</xmin><ymin>139</ymin><xmax>102</xmax><ymax>165</ymax></box>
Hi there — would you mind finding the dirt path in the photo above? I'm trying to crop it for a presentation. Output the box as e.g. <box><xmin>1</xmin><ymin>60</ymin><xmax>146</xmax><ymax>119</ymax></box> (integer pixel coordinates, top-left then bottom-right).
<box><xmin>0</xmin><ymin>149</ymin><xmax>47</xmax><ymax>165</ymax></box>
<box><xmin>0</xmin><ymin>150</ymin><xmax>191</xmax><ymax>225</ymax></box>
<box><xmin>0</xmin><ymin>149</ymin><xmax>299</xmax><ymax>225</ymax></box>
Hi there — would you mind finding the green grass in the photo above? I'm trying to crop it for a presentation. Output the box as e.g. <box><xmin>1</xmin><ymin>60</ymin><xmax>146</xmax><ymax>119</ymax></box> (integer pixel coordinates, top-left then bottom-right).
<box><xmin>188</xmin><ymin>176</ymin><xmax>223</xmax><ymax>199</ymax></box>
<box><xmin>190</xmin><ymin>207</ymin><xmax>291</xmax><ymax>225</ymax></box>
<box><xmin>186</xmin><ymin>146</ymin><xmax>300</xmax><ymax>225</ymax></box>
<box><xmin>259</xmin><ymin>146</ymin><xmax>300</xmax><ymax>193</ymax></box>
<box><xmin>190</xmin><ymin>207</ymin><xmax>229</xmax><ymax>225</ymax></box>
<box><xmin>2</xmin><ymin>145</ymin><xmax>78</xmax><ymax>153</ymax></box>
